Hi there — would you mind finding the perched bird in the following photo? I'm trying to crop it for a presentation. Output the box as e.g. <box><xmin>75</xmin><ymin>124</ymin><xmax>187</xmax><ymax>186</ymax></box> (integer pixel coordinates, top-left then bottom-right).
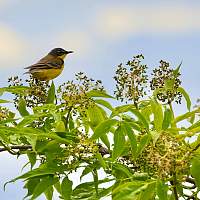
<box><xmin>24</xmin><ymin>48</ymin><xmax>73</xmax><ymax>81</ymax></box>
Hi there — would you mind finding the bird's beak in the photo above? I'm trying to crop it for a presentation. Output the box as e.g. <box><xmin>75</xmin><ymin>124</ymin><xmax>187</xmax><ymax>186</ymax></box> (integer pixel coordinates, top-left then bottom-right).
<box><xmin>66</xmin><ymin>51</ymin><xmax>74</xmax><ymax>54</ymax></box>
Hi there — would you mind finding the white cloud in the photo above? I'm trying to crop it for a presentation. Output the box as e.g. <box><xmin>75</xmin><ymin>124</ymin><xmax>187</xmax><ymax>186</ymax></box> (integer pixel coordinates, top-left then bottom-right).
<box><xmin>95</xmin><ymin>4</ymin><xmax>200</xmax><ymax>39</ymax></box>
<box><xmin>56</xmin><ymin>31</ymin><xmax>92</xmax><ymax>56</ymax></box>
<box><xmin>0</xmin><ymin>24</ymin><xmax>28</xmax><ymax>67</ymax></box>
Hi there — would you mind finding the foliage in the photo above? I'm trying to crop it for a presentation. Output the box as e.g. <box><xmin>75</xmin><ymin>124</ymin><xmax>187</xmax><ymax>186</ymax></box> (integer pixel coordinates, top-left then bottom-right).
<box><xmin>0</xmin><ymin>56</ymin><xmax>200</xmax><ymax>199</ymax></box>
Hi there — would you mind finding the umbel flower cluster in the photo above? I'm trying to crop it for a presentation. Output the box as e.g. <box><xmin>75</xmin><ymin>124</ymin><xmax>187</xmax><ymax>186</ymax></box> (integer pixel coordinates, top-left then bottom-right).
<box><xmin>114</xmin><ymin>54</ymin><xmax>148</xmax><ymax>106</ymax></box>
<box><xmin>150</xmin><ymin>60</ymin><xmax>182</xmax><ymax>104</ymax></box>
<box><xmin>114</xmin><ymin>56</ymin><xmax>182</xmax><ymax>105</ymax></box>
<box><xmin>57</xmin><ymin>72</ymin><xmax>104</xmax><ymax>117</ymax></box>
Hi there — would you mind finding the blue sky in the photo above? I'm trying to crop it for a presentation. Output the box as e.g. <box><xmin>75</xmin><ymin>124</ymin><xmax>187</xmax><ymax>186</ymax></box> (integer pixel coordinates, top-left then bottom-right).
<box><xmin>0</xmin><ymin>1</ymin><xmax>200</xmax><ymax>199</ymax></box>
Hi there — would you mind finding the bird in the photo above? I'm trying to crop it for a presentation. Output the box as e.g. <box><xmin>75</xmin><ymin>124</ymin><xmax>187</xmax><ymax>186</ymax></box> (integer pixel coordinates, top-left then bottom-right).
<box><xmin>24</xmin><ymin>48</ymin><xmax>73</xmax><ymax>81</ymax></box>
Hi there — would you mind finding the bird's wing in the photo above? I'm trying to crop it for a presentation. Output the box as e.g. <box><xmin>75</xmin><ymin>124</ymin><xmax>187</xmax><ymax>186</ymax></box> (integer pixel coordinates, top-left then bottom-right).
<box><xmin>25</xmin><ymin>57</ymin><xmax>64</xmax><ymax>70</ymax></box>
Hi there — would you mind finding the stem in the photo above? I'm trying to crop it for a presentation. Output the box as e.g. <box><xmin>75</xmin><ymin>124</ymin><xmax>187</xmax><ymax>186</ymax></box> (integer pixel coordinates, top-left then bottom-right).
<box><xmin>92</xmin><ymin>169</ymin><xmax>99</xmax><ymax>197</ymax></box>
<box><xmin>171</xmin><ymin>160</ymin><xmax>179</xmax><ymax>200</ymax></box>
<box><xmin>65</xmin><ymin>106</ymin><xmax>73</xmax><ymax>129</ymax></box>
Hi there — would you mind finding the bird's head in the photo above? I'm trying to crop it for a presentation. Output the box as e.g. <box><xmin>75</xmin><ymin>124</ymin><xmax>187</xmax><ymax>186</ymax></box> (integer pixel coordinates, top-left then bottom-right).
<box><xmin>49</xmin><ymin>48</ymin><xmax>73</xmax><ymax>59</ymax></box>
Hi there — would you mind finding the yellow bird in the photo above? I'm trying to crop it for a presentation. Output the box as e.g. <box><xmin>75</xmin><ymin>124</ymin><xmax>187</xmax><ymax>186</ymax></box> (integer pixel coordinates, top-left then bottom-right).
<box><xmin>24</xmin><ymin>48</ymin><xmax>73</xmax><ymax>81</ymax></box>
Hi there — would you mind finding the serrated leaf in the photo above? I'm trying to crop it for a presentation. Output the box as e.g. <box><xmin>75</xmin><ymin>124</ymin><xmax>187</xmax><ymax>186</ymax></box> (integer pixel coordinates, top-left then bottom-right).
<box><xmin>55</xmin><ymin>120</ymin><xmax>66</xmax><ymax>132</ymax></box>
<box><xmin>80</xmin><ymin>165</ymin><xmax>93</xmax><ymax>180</ymax></box>
<box><xmin>112</xmin><ymin>125</ymin><xmax>125</xmax><ymax>160</ymax></box>
<box><xmin>44</xmin><ymin>186</ymin><xmax>53</xmax><ymax>200</ymax></box>
<box><xmin>87</xmin><ymin>105</ymin><xmax>107</xmax><ymax>128</ymax></box>
<box><xmin>191</xmin><ymin>157</ymin><xmax>200</xmax><ymax>189</ymax></box>
<box><xmin>174</xmin><ymin>108</ymin><xmax>200</xmax><ymax>123</ymax></box>
<box><xmin>94</xmin><ymin>99</ymin><xmax>113</xmax><ymax>111</ymax></box>
<box><xmin>18</xmin><ymin>98</ymin><xmax>29</xmax><ymax>117</ymax></box>
<box><xmin>113</xmin><ymin>163</ymin><xmax>133</xmax><ymax>178</ymax></box>
<box><xmin>177</xmin><ymin>87</ymin><xmax>191</xmax><ymax>111</ymax></box>
<box><xmin>87</xmin><ymin>90</ymin><xmax>114</xmax><ymax>98</ymax></box>
<box><xmin>61</xmin><ymin>177</ymin><xmax>73</xmax><ymax>200</ymax></box>
<box><xmin>96</xmin><ymin>152</ymin><xmax>107</xmax><ymax>169</ymax></box>
<box><xmin>5</xmin><ymin>166</ymin><xmax>56</xmax><ymax>188</ymax></box>
<box><xmin>150</xmin><ymin>98</ymin><xmax>163</xmax><ymax>131</ymax></box>
<box><xmin>130</xmin><ymin>109</ymin><xmax>149</xmax><ymax>130</ymax></box>
<box><xmin>31</xmin><ymin>176</ymin><xmax>58</xmax><ymax>200</ymax></box>
<box><xmin>0</xmin><ymin>99</ymin><xmax>11</xmax><ymax>103</ymax></box>
<box><xmin>27</xmin><ymin>152</ymin><xmax>36</xmax><ymax>169</ymax></box>
<box><xmin>91</xmin><ymin>119</ymin><xmax>118</xmax><ymax>139</ymax></box>
<box><xmin>162</xmin><ymin>108</ymin><xmax>172</xmax><ymax>130</ymax></box>
<box><xmin>23</xmin><ymin>177</ymin><xmax>40</xmax><ymax>199</ymax></box>
<box><xmin>0</xmin><ymin>86</ymin><xmax>29</xmax><ymax>95</ymax></box>
<box><xmin>122</xmin><ymin>122</ymin><xmax>137</xmax><ymax>159</ymax></box>
<box><xmin>100</xmin><ymin>134</ymin><xmax>110</xmax><ymax>150</ymax></box>
<box><xmin>136</xmin><ymin>134</ymin><xmax>150</xmax><ymax>158</ymax></box>
<box><xmin>111</xmin><ymin>104</ymin><xmax>135</xmax><ymax>117</ymax></box>
<box><xmin>112</xmin><ymin>180</ymin><xmax>156</xmax><ymax>200</ymax></box>
<box><xmin>150</xmin><ymin>131</ymin><xmax>160</xmax><ymax>145</ymax></box>
<box><xmin>47</xmin><ymin>81</ymin><xmax>55</xmax><ymax>104</ymax></box>
<box><xmin>173</xmin><ymin>62</ymin><xmax>182</xmax><ymax>77</ymax></box>
<box><xmin>156</xmin><ymin>179</ymin><xmax>168</xmax><ymax>200</ymax></box>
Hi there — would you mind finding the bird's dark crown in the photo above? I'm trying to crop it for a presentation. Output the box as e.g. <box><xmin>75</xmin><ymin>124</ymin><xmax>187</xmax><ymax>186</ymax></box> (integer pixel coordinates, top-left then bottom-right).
<box><xmin>49</xmin><ymin>48</ymin><xmax>73</xmax><ymax>56</ymax></box>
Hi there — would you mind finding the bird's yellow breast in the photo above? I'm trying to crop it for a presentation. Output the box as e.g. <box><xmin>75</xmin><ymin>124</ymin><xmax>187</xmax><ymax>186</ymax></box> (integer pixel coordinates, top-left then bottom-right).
<box><xmin>32</xmin><ymin>65</ymin><xmax>64</xmax><ymax>81</ymax></box>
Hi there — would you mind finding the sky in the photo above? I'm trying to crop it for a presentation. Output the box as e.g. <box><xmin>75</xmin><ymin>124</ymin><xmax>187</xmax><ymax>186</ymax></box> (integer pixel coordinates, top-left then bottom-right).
<box><xmin>0</xmin><ymin>0</ymin><xmax>200</xmax><ymax>199</ymax></box>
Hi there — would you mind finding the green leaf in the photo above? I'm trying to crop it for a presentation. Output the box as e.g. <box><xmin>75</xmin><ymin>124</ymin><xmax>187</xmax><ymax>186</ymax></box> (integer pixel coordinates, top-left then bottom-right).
<box><xmin>31</xmin><ymin>176</ymin><xmax>58</xmax><ymax>200</ymax></box>
<box><xmin>27</xmin><ymin>152</ymin><xmax>36</xmax><ymax>169</ymax></box>
<box><xmin>87</xmin><ymin>105</ymin><xmax>107</xmax><ymax>128</ymax></box>
<box><xmin>150</xmin><ymin>98</ymin><xmax>163</xmax><ymax>131</ymax></box>
<box><xmin>46</xmin><ymin>81</ymin><xmax>55</xmax><ymax>104</ymax></box>
<box><xmin>87</xmin><ymin>90</ymin><xmax>114</xmax><ymax>98</ymax></box>
<box><xmin>94</xmin><ymin>99</ymin><xmax>113</xmax><ymax>111</ymax></box>
<box><xmin>73</xmin><ymin>178</ymin><xmax>113</xmax><ymax>199</ymax></box>
<box><xmin>174</xmin><ymin>108</ymin><xmax>200</xmax><ymax>123</ymax></box>
<box><xmin>5</xmin><ymin>166</ymin><xmax>57</xmax><ymax>188</ymax></box>
<box><xmin>156</xmin><ymin>179</ymin><xmax>168</xmax><ymax>200</ymax></box>
<box><xmin>55</xmin><ymin>120</ymin><xmax>66</xmax><ymax>132</ymax></box>
<box><xmin>44</xmin><ymin>186</ymin><xmax>53</xmax><ymax>200</ymax></box>
<box><xmin>18</xmin><ymin>98</ymin><xmax>29</xmax><ymax>117</ymax></box>
<box><xmin>177</xmin><ymin>87</ymin><xmax>191</xmax><ymax>111</ymax></box>
<box><xmin>112</xmin><ymin>125</ymin><xmax>126</xmax><ymax>160</ymax></box>
<box><xmin>96</xmin><ymin>152</ymin><xmax>107</xmax><ymax>169</ymax></box>
<box><xmin>191</xmin><ymin>157</ymin><xmax>200</xmax><ymax>189</ymax></box>
<box><xmin>61</xmin><ymin>177</ymin><xmax>73</xmax><ymax>200</ymax></box>
<box><xmin>91</xmin><ymin>119</ymin><xmax>118</xmax><ymax>139</ymax></box>
<box><xmin>23</xmin><ymin>177</ymin><xmax>40</xmax><ymax>199</ymax></box>
<box><xmin>0</xmin><ymin>99</ymin><xmax>11</xmax><ymax>103</ymax></box>
<box><xmin>100</xmin><ymin>134</ymin><xmax>110</xmax><ymax>149</ymax></box>
<box><xmin>150</xmin><ymin>131</ymin><xmax>160</xmax><ymax>145</ymax></box>
<box><xmin>113</xmin><ymin>163</ymin><xmax>133</xmax><ymax>178</ymax></box>
<box><xmin>141</xmin><ymin>105</ymin><xmax>152</xmax><ymax>123</ymax></box>
<box><xmin>0</xmin><ymin>86</ymin><xmax>30</xmax><ymax>95</ymax></box>
<box><xmin>130</xmin><ymin>109</ymin><xmax>149</xmax><ymax>130</ymax></box>
<box><xmin>162</xmin><ymin>108</ymin><xmax>172</xmax><ymax>130</ymax></box>
<box><xmin>80</xmin><ymin>165</ymin><xmax>94</xmax><ymax>180</ymax></box>
<box><xmin>111</xmin><ymin>104</ymin><xmax>135</xmax><ymax>117</ymax></box>
<box><xmin>136</xmin><ymin>134</ymin><xmax>151</xmax><ymax>158</ymax></box>
<box><xmin>164</xmin><ymin>79</ymin><xmax>175</xmax><ymax>90</ymax></box>
<box><xmin>139</xmin><ymin>181</ymin><xmax>156</xmax><ymax>200</ymax></box>
<box><xmin>112</xmin><ymin>180</ymin><xmax>156</xmax><ymax>200</ymax></box>
<box><xmin>173</xmin><ymin>62</ymin><xmax>182</xmax><ymax>77</ymax></box>
<box><xmin>122</xmin><ymin>122</ymin><xmax>137</xmax><ymax>159</ymax></box>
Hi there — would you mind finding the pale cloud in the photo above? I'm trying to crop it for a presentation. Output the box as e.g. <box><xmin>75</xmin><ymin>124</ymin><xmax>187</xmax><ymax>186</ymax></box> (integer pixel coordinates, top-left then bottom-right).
<box><xmin>0</xmin><ymin>24</ymin><xmax>28</xmax><ymax>67</ymax></box>
<box><xmin>0</xmin><ymin>0</ymin><xmax>13</xmax><ymax>11</ymax></box>
<box><xmin>56</xmin><ymin>31</ymin><xmax>92</xmax><ymax>56</ymax></box>
<box><xmin>95</xmin><ymin>4</ymin><xmax>200</xmax><ymax>39</ymax></box>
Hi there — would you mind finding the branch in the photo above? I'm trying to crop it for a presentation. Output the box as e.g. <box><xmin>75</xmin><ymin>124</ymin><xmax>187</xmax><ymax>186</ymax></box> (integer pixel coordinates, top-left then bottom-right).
<box><xmin>0</xmin><ymin>145</ymin><xmax>32</xmax><ymax>153</ymax></box>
